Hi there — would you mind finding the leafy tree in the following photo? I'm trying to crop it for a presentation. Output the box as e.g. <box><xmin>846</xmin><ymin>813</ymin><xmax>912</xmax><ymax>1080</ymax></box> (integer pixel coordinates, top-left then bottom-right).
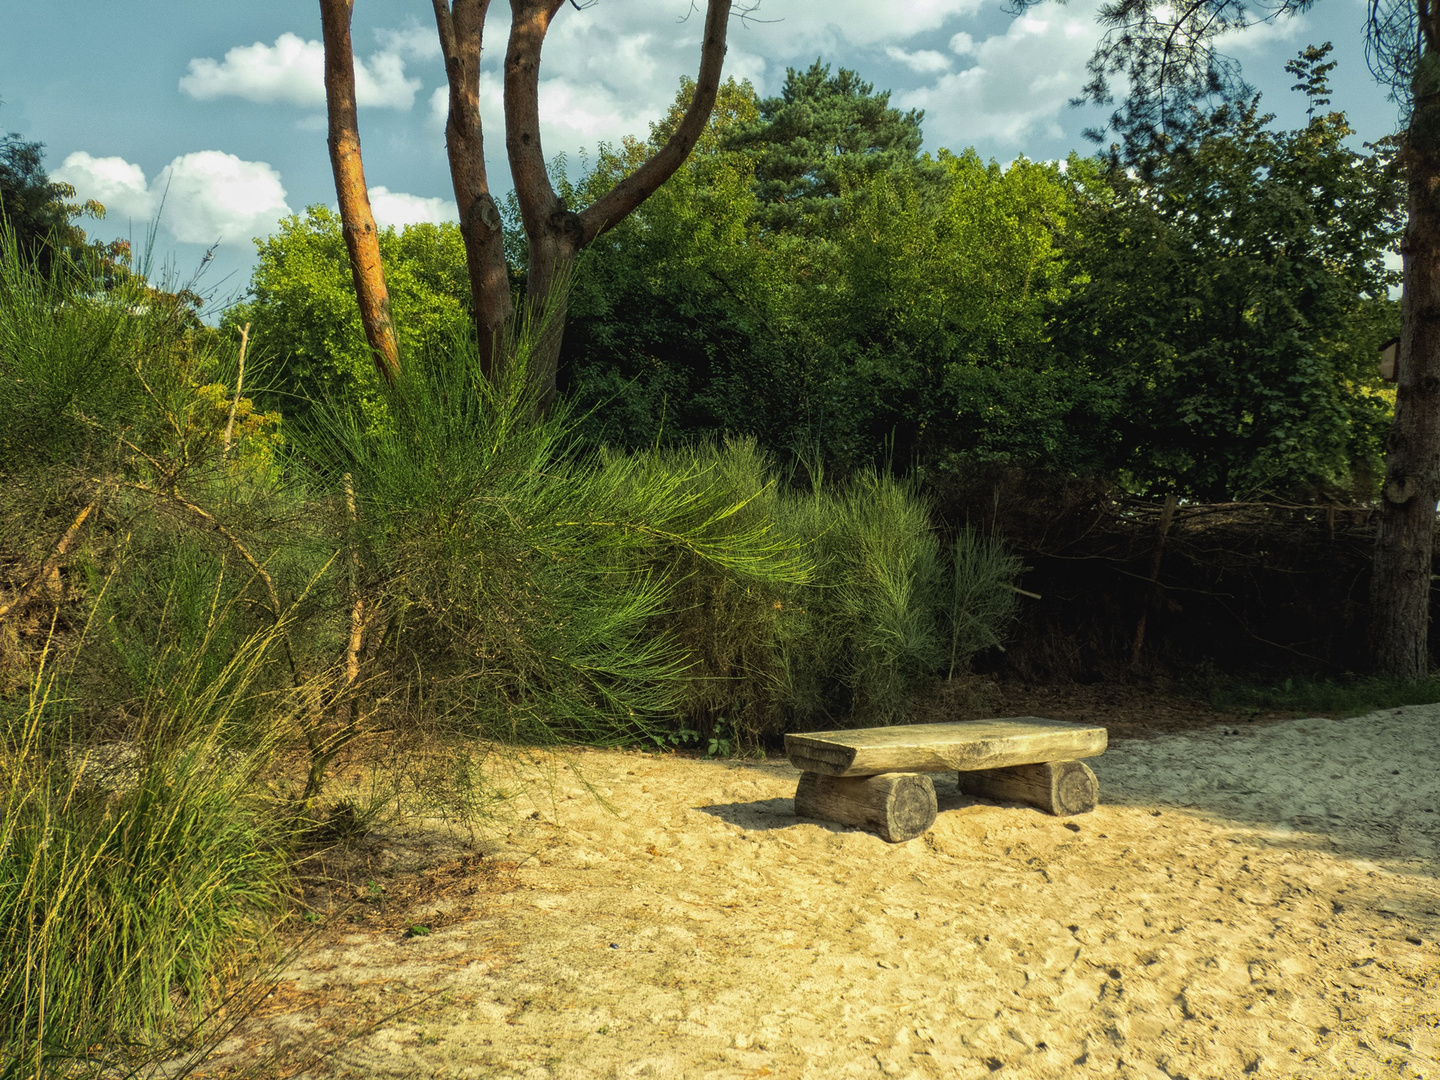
<box><xmin>1011</xmin><ymin>0</ymin><xmax>1440</xmax><ymax>679</ymax></box>
<box><xmin>726</xmin><ymin>60</ymin><xmax>934</xmax><ymax>232</ymax></box>
<box><xmin>224</xmin><ymin>206</ymin><xmax>471</xmax><ymax>428</ymax></box>
<box><xmin>562</xmin><ymin>77</ymin><xmax>1100</xmax><ymax>477</ymax></box>
<box><xmin>807</xmin><ymin>150</ymin><xmax>1098</xmax><ymax>473</ymax></box>
<box><xmin>0</xmin><ymin>107</ymin><xmax>122</xmax><ymax>277</ymax></box>
<box><xmin>1053</xmin><ymin>61</ymin><xmax>1402</xmax><ymax>499</ymax></box>
<box><xmin>560</xmin><ymin>78</ymin><xmax>806</xmax><ymax>449</ymax></box>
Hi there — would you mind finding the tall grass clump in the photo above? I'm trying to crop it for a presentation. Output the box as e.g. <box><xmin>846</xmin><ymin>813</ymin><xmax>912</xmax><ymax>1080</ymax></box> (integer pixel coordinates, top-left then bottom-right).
<box><xmin>0</xmin><ymin>618</ymin><xmax>293</xmax><ymax>1077</ymax></box>
<box><xmin>943</xmin><ymin>527</ymin><xmax>1023</xmax><ymax>678</ymax></box>
<box><xmin>657</xmin><ymin>460</ymin><xmax>1026</xmax><ymax>742</ymax></box>
<box><xmin>0</xmin><ymin>220</ymin><xmax>304</xmax><ymax>699</ymax></box>
<box><xmin>0</xmin><ymin>226</ymin><xmax>330</xmax><ymax>1075</ymax></box>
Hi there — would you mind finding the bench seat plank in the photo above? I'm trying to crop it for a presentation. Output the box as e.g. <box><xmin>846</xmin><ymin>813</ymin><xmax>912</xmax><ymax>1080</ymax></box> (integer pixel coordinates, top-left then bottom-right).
<box><xmin>785</xmin><ymin>717</ymin><xmax>1107</xmax><ymax>777</ymax></box>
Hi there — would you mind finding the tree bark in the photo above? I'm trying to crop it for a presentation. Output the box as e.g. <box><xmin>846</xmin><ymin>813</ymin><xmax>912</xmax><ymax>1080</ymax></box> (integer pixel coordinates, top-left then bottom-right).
<box><xmin>1372</xmin><ymin>43</ymin><xmax>1440</xmax><ymax>682</ymax></box>
<box><xmin>505</xmin><ymin>0</ymin><xmax>734</xmax><ymax>409</ymax></box>
<box><xmin>432</xmin><ymin>0</ymin><xmax>512</xmax><ymax>380</ymax></box>
<box><xmin>958</xmin><ymin>760</ymin><xmax>1099</xmax><ymax>817</ymax></box>
<box><xmin>793</xmin><ymin>772</ymin><xmax>938</xmax><ymax>843</ymax></box>
<box><xmin>319</xmin><ymin>0</ymin><xmax>400</xmax><ymax>385</ymax></box>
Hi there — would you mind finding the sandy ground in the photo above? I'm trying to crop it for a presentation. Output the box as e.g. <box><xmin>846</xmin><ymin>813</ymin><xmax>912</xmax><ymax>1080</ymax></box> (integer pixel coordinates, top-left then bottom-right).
<box><xmin>200</xmin><ymin>706</ymin><xmax>1439</xmax><ymax>1080</ymax></box>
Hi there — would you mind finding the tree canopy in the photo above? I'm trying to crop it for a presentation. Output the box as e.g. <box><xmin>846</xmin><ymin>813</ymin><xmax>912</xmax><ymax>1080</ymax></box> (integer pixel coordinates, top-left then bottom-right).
<box><xmin>0</xmin><ymin>109</ymin><xmax>122</xmax><ymax>277</ymax></box>
<box><xmin>725</xmin><ymin>60</ymin><xmax>934</xmax><ymax>233</ymax></box>
<box><xmin>243</xmin><ymin>52</ymin><xmax>1398</xmax><ymax>505</ymax></box>
<box><xmin>1054</xmin><ymin>56</ymin><xmax>1402</xmax><ymax>499</ymax></box>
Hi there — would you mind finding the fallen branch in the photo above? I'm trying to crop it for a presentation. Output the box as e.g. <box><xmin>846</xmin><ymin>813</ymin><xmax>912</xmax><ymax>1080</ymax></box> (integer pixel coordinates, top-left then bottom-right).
<box><xmin>0</xmin><ymin>501</ymin><xmax>97</xmax><ymax>625</ymax></box>
<box><xmin>223</xmin><ymin>322</ymin><xmax>251</xmax><ymax>455</ymax></box>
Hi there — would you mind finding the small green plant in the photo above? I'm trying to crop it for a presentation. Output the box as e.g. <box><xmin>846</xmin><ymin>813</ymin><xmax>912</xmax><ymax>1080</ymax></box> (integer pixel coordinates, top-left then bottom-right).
<box><xmin>706</xmin><ymin>720</ymin><xmax>734</xmax><ymax>759</ymax></box>
<box><xmin>405</xmin><ymin>925</ymin><xmax>431</xmax><ymax>938</ymax></box>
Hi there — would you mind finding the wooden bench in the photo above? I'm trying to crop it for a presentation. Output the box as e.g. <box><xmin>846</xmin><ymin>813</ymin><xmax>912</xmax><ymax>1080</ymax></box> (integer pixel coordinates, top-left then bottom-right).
<box><xmin>785</xmin><ymin>717</ymin><xmax>1107</xmax><ymax>843</ymax></box>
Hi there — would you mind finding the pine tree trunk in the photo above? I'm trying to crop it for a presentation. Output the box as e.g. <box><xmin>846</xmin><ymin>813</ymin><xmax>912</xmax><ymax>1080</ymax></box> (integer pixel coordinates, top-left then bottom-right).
<box><xmin>524</xmin><ymin>212</ymin><xmax>583</xmax><ymax>411</ymax></box>
<box><xmin>432</xmin><ymin>0</ymin><xmax>512</xmax><ymax>381</ymax></box>
<box><xmin>504</xmin><ymin>0</ymin><xmax>732</xmax><ymax>410</ymax></box>
<box><xmin>1372</xmin><ymin>142</ymin><xmax>1440</xmax><ymax>681</ymax></box>
<box><xmin>319</xmin><ymin>0</ymin><xmax>400</xmax><ymax>385</ymax></box>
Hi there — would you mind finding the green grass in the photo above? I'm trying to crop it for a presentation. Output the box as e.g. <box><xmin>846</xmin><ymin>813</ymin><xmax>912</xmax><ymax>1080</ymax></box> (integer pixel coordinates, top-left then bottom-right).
<box><xmin>0</xmin><ymin>628</ymin><xmax>293</xmax><ymax>1077</ymax></box>
<box><xmin>1207</xmin><ymin>674</ymin><xmax>1440</xmax><ymax>717</ymax></box>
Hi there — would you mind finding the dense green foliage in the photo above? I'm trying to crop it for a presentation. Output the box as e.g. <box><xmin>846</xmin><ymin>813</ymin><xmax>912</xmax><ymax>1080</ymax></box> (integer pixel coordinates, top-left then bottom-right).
<box><xmin>238</xmin><ymin>50</ymin><xmax>1399</xmax><ymax>502</ymax></box>
<box><xmin>0</xmin><ymin>109</ymin><xmax>128</xmax><ymax>281</ymax></box>
<box><xmin>562</xmin><ymin>52</ymin><xmax>1402</xmax><ymax>499</ymax></box>
<box><xmin>726</xmin><ymin>60</ymin><xmax>936</xmax><ymax>232</ymax></box>
<box><xmin>299</xmin><ymin>316</ymin><xmax>1017</xmax><ymax>746</ymax></box>
<box><xmin>1053</xmin><ymin>49</ymin><xmax>1401</xmax><ymax>498</ymax></box>
<box><xmin>0</xmin><ymin>230</ymin><xmax>300</xmax><ymax>1075</ymax></box>
<box><xmin>223</xmin><ymin>206</ymin><xmax>473</xmax><ymax>428</ymax></box>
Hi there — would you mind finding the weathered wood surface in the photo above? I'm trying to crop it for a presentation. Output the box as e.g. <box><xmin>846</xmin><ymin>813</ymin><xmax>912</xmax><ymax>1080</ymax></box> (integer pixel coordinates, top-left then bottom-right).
<box><xmin>785</xmin><ymin>718</ymin><xmax>1107</xmax><ymax>778</ymax></box>
<box><xmin>793</xmin><ymin>771</ymin><xmax>937</xmax><ymax>843</ymax></box>
<box><xmin>959</xmin><ymin>760</ymin><xmax>1099</xmax><ymax>816</ymax></box>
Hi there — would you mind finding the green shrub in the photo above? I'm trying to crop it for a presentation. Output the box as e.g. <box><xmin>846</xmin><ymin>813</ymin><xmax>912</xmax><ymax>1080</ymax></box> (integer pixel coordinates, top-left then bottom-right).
<box><xmin>298</xmin><ymin>314</ymin><xmax>812</xmax><ymax>748</ymax></box>
<box><xmin>662</xmin><ymin>462</ymin><xmax>1024</xmax><ymax>742</ymax></box>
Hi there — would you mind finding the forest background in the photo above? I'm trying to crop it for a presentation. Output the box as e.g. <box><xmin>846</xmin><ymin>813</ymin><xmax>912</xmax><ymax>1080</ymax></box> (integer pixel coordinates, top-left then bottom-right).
<box><xmin>0</xmin><ymin>38</ymin><xmax>1418</xmax><ymax>1077</ymax></box>
<box><xmin>231</xmin><ymin>51</ymin><xmax>1402</xmax><ymax>507</ymax></box>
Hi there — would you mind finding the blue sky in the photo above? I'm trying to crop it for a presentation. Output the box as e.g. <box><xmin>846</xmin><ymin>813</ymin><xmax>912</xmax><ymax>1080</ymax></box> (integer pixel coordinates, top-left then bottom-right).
<box><xmin>1</xmin><ymin>0</ymin><xmax>1400</xmax><ymax>316</ymax></box>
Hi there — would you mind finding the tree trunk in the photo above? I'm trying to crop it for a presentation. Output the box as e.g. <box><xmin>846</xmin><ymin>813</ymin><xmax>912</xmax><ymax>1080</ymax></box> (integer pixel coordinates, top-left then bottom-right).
<box><xmin>1372</xmin><ymin>78</ymin><xmax>1440</xmax><ymax>681</ymax></box>
<box><xmin>319</xmin><ymin>0</ymin><xmax>400</xmax><ymax>384</ymax></box>
<box><xmin>505</xmin><ymin>0</ymin><xmax>733</xmax><ymax>408</ymax></box>
<box><xmin>432</xmin><ymin>0</ymin><xmax>512</xmax><ymax>381</ymax></box>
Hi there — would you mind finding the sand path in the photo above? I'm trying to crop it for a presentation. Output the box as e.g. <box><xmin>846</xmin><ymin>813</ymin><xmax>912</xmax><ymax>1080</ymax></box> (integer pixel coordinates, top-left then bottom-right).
<box><xmin>214</xmin><ymin>707</ymin><xmax>1439</xmax><ymax>1079</ymax></box>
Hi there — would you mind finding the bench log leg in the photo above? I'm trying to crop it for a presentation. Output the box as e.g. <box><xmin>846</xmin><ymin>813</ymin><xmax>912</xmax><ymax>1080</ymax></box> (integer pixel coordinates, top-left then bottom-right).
<box><xmin>794</xmin><ymin>771</ymin><xmax>937</xmax><ymax>842</ymax></box>
<box><xmin>958</xmin><ymin>759</ymin><xmax>1098</xmax><ymax>816</ymax></box>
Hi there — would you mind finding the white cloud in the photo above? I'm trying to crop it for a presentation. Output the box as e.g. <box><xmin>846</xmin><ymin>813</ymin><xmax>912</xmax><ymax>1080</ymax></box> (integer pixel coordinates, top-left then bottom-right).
<box><xmin>743</xmin><ymin>0</ymin><xmax>984</xmax><ymax>49</ymax></box>
<box><xmin>428</xmin><ymin>61</ymin><xmax>656</xmax><ymax>167</ymax></box>
<box><xmin>949</xmin><ymin>31</ymin><xmax>976</xmax><ymax>56</ymax></box>
<box><xmin>368</xmin><ymin>186</ymin><xmax>458</xmax><ymax>228</ymax></box>
<box><xmin>155</xmin><ymin>152</ymin><xmax>292</xmax><ymax>244</ymax></box>
<box><xmin>1226</xmin><ymin>11</ymin><xmax>1309</xmax><ymax>53</ymax></box>
<box><xmin>538</xmin><ymin>77</ymin><xmax>660</xmax><ymax>147</ymax></box>
<box><xmin>179</xmin><ymin>32</ymin><xmax>422</xmax><ymax>109</ymax></box>
<box><xmin>430</xmin><ymin>85</ymin><xmax>450</xmax><ymax>129</ymax></box>
<box><xmin>896</xmin><ymin>3</ymin><xmax>1106</xmax><ymax>148</ymax></box>
<box><xmin>375</xmin><ymin>24</ymin><xmax>442</xmax><ymax>62</ymax></box>
<box><xmin>53</xmin><ymin>153</ymin><xmax>153</xmax><ymax>220</ymax></box>
<box><xmin>55</xmin><ymin>150</ymin><xmax>292</xmax><ymax>245</ymax></box>
<box><xmin>886</xmin><ymin>46</ymin><xmax>951</xmax><ymax>74</ymax></box>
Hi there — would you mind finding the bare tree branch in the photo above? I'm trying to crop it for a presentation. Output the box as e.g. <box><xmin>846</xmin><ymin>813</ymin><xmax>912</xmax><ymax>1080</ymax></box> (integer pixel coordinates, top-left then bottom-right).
<box><xmin>0</xmin><ymin>502</ymin><xmax>96</xmax><ymax>625</ymax></box>
<box><xmin>578</xmin><ymin>0</ymin><xmax>734</xmax><ymax>243</ymax></box>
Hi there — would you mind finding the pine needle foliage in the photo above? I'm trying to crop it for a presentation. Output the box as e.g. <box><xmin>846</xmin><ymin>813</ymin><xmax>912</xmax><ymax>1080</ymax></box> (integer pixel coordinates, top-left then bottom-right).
<box><xmin>297</xmin><ymin>310</ymin><xmax>814</xmax><ymax>746</ymax></box>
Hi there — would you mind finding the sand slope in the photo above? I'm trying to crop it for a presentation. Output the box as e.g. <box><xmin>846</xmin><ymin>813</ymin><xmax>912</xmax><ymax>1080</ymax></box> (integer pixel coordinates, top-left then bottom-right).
<box><xmin>213</xmin><ymin>707</ymin><xmax>1440</xmax><ymax>1079</ymax></box>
